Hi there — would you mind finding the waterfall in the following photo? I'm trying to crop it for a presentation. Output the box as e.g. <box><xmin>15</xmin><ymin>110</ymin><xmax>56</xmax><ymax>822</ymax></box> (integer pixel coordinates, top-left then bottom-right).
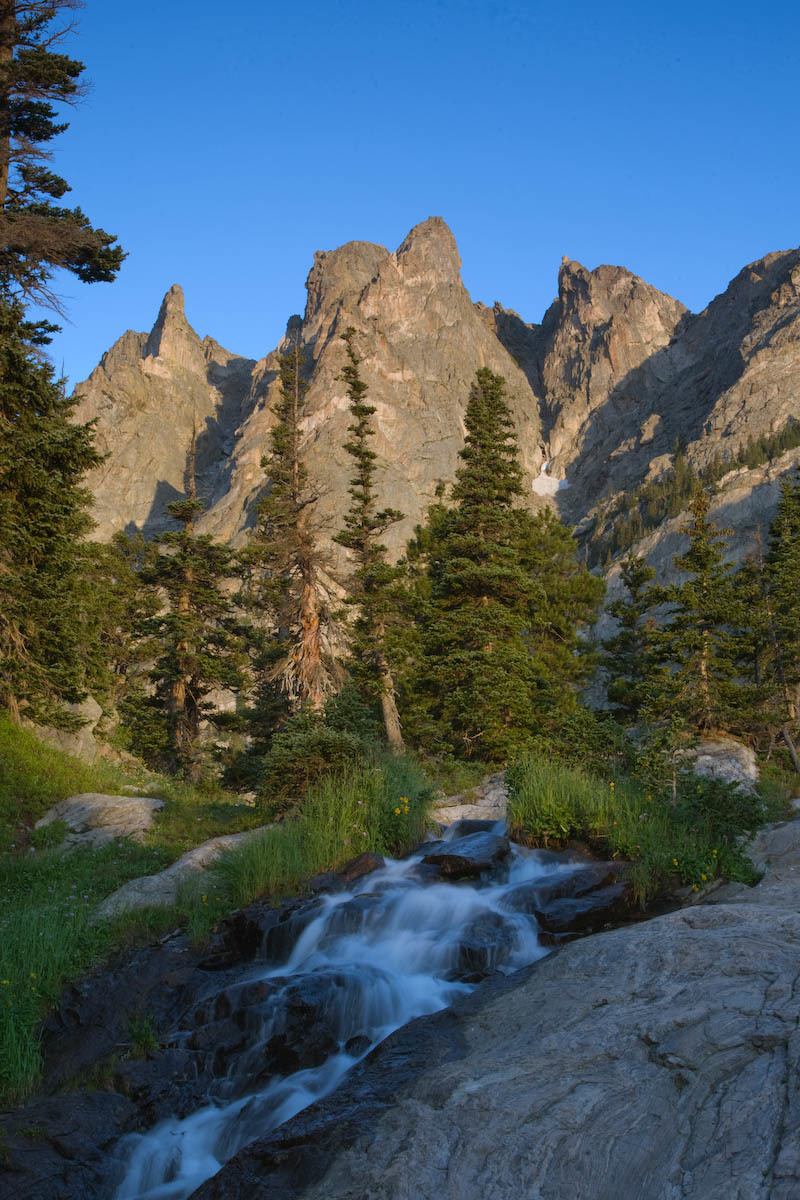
<box><xmin>113</xmin><ymin>828</ymin><xmax>577</xmax><ymax>1200</ymax></box>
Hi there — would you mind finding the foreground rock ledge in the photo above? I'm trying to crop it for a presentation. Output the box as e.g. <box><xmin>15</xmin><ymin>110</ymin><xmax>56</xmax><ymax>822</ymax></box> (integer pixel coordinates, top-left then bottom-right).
<box><xmin>193</xmin><ymin>821</ymin><xmax>800</xmax><ymax>1200</ymax></box>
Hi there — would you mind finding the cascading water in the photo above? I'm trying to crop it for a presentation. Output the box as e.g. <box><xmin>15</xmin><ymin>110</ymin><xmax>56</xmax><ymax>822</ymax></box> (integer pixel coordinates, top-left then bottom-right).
<box><xmin>113</xmin><ymin>826</ymin><xmax>579</xmax><ymax>1200</ymax></box>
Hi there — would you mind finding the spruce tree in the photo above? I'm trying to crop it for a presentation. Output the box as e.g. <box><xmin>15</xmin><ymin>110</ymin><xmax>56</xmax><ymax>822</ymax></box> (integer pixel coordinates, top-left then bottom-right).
<box><xmin>0</xmin><ymin>300</ymin><xmax>101</xmax><ymax>720</ymax></box>
<box><xmin>411</xmin><ymin>368</ymin><xmax>603</xmax><ymax>760</ymax></box>
<box><xmin>602</xmin><ymin>554</ymin><xmax>666</xmax><ymax>722</ymax></box>
<box><xmin>0</xmin><ymin>0</ymin><xmax>123</xmax><ymax>314</ymax></box>
<box><xmin>655</xmin><ymin>489</ymin><xmax>740</xmax><ymax>735</ymax></box>
<box><xmin>763</xmin><ymin>472</ymin><xmax>800</xmax><ymax>770</ymax></box>
<box><xmin>334</xmin><ymin>328</ymin><xmax>405</xmax><ymax>752</ymax></box>
<box><xmin>140</xmin><ymin>438</ymin><xmax>245</xmax><ymax>779</ymax></box>
<box><xmin>243</xmin><ymin>333</ymin><xmax>337</xmax><ymax>730</ymax></box>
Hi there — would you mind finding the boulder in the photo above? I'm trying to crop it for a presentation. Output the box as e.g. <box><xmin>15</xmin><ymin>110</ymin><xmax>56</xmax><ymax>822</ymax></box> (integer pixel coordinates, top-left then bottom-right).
<box><xmin>430</xmin><ymin>772</ymin><xmax>508</xmax><ymax>826</ymax></box>
<box><xmin>34</xmin><ymin>792</ymin><xmax>165</xmax><ymax>848</ymax></box>
<box><xmin>94</xmin><ymin>826</ymin><xmax>272</xmax><ymax>919</ymax></box>
<box><xmin>681</xmin><ymin>736</ymin><xmax>759</xmax><ymax>792</ymax></box>
<box><xmin>422</xmin><ymin>831</ymin><xmax>511</xmax><ymax>879</ymax></box>
<box><xmin>28</xmin><ymin>695</ymin><xmax>104</xmax><ymax>763</ymax></box>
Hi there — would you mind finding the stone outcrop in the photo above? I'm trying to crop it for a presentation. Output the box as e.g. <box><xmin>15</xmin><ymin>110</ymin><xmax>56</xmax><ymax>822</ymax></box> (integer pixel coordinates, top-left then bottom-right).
<box><xmin>193</xmin><ymin>819</ymin><xmax>800</xmax><ymax>1200</ymax></box>
<box><xmin>34</xmin><ymin>792</ymin><xmax>165</xmax><ymax>848</ymax></box>
<box><xmin>430</xmin><ymin>772</ymin><xmax>508</xmax><ymax>826</ymax></box>
<box><xmin>94</xmin><ymin>825</ymin><xmax>273</xmax><ymax>919</ymax></box>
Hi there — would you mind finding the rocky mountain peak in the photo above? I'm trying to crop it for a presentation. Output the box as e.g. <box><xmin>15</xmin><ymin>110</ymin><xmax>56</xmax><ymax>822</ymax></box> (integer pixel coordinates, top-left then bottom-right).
<box><xmin>395</xmin><ymin>216</ymin><xmax>461</xmax><ymax>278</ymax></box>
<box><xmin>143</xmin><ymin>282</ymin><xmax>206</xmax><ymax>372</ymax></box>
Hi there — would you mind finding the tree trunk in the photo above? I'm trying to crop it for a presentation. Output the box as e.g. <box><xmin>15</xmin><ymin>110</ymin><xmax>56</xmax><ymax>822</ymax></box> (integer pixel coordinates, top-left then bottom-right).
<box><xmin>295</xmin><ymin>563</ymin><xmax>326</xmax><ymax>714</ymax></box>
<box><xmin>0</xmin><ymin>2</ymin><xmax>15</xmax><ymax>211</ymax></box>
<box><xmin>781</xmin><ymin>727</ymin><xmax>800</xmax><ymax>776</ymax></box>
<box><xmin>376</xmin><ymin>633</ymin><xmax>404</xmax><ymax>754</ymax></box>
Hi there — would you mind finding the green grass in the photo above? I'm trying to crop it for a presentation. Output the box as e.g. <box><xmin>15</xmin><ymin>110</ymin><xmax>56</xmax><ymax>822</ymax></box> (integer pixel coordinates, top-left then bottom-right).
<box><xmin>182</xmin><ymin>754</ymin><xmax>432</xmax><ymax>941</ymax></box>
<box><xmin>507</xmin><ymin>755</ymin><xmax>765</xmax><ymax>906</ymax></box>
<box><xmin>0</xmin><ymin>714</ymin><xmax>433</xmax><ymax>1103</ymax></box>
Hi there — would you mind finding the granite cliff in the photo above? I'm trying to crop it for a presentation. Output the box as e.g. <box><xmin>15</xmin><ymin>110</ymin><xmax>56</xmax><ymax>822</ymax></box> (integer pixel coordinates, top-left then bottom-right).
<box><xmin>74</xmin><ymin>219</ymin><xmax>800</xmax><ymax>577</ymax></box>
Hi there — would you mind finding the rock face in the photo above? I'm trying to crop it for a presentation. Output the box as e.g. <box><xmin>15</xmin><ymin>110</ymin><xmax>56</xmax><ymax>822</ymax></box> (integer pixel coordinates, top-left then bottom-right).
<box><xmin>73</xmin><ymin>222</ymin><xmax>800</xmax><ymax>599</ymax></box>
<box><xmin>75</xmin><ymin>219</ymin><xmax>543</xmax><ymax>560</ymax></box>
<box><xmin>192</xmin><ymin>819</ymin><xmax>800</xmax><ymax>1200</ymax></box>
<box><xmin>72</xmin><ymin>283</ymin><xmax>258</xmax><ymax>539</ymax></box>
<box><xmin>34</xmin><ymin>792</ymin><xmax>165</xmax><ymax>847</ymax></box>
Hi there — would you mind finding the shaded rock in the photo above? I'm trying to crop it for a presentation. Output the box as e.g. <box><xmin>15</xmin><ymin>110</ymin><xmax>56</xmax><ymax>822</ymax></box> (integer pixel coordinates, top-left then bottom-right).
<box><xmin>0</xmin><ymin>1093</ymin><xmax>137</xmax><ymax>1200</ymax></box>
<box><xmin>532</xmin><ymin>882</ymin><xmax>630</xmax><ymax>933</ymax></box>
<box><xmin>501</xmin><ymin>862</ymin><xmax>624</xmax><ymax>913</ymax></box>
<box><xmin>27</xmin><ymin>695</ymin><xmax>104</xmax><ymax>764</ymax></box>
<box><xmin>34</xmin><ymin>791</ymin><xmax>165</xmax><ymax>848</ymax></box>
<box><xmin>422</xmin><ymin>831</ymin><xmax>511</xmax><ymax>878</ymax></box>
<box><xmin>307</xmin><ymin>851</ymin><xmax>385</xmax><ymax>894</ymax></box>
<box><xmin>94</xmin><ymin>826</ymin><xmax>272</xmax><ymax>919</ymax></box>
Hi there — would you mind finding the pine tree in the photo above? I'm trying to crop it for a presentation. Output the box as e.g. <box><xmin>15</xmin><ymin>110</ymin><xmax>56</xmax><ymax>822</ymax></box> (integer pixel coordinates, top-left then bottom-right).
<box><xmin>602</xmin><ymin>554</ymin><xmax>666</xmax><ymax>722</ymax></box>
<box><xmin>141</xmin><ymin>437</ymin><xmax>245</xmax><ymax>779</ymax></box>
<box><xmin>654</xmin><ymin>490</ymin><xmax>741</xmax><ymax>735</ymax></box>
<box><xmin>334</xmin><ymin>328</ymin><xmax>405</xmax><ymax>752</ymax></box>
<box><xmin>0</xmin><ymin>0</ymin><xmax>123</xmax><ymax>315</ymax></box>
<box><xmin>762</xmin><ymin>472</ymin><xmax>800</xmax><ymax>771</ymax></box>
<box><xmin>243</xmin><ymin>333</ymin><xmax>337</xmax><ymax>731</ymax></box>
<box><xmin>411</xmin><ymin>368</ymin><xmax>603</xmax><ymax>760</ymax></box>
<box><xmin>0</xmin><ymin>299</ymin><xmax>101</xmax><ymax>720</ymax></box>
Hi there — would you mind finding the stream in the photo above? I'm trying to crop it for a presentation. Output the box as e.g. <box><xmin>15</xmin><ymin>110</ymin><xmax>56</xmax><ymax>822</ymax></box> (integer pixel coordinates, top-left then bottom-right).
<box><xmin>112</xmin><ymin>824</ymin><xmax>584</xmax><ymax>1199</ymax></box>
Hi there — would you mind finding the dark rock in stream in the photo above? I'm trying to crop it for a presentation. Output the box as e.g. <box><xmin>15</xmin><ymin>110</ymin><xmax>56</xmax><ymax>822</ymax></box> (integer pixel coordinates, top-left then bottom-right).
<box><xmin>0</xmin><ymin>1092</ymin><xmax>137</xmax><ymax>1200</ymax></box>
<box><xmin>422</xmin><ymin>831</ymin><xmax>511</xmax><ymax>878</ymax></box>
<box><xmin>503</xmin><ymin>862</ymin><xmax>631</xmax><ymax>933</ymax></box>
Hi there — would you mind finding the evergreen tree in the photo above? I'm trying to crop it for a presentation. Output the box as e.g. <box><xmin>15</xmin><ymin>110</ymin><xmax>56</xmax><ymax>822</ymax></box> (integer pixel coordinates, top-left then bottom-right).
<box><xmin>654</xmin><ymin>490</ymin><xmax>741</xmax><ymax>735</ymax></box>
<box><xmin>334</xmin><ymin>328</ymin><xmax>405</xmax><ymax>752</ymax></box>
<box><xmin>0</xmin><ymin>0</ymin><xmax>123</xmax><ymax>315</ymax></box>
<box><xmin>602</xmin><ymin>554</ymin><xmax>666</xmax><ymax>722</ymax></box>
<box><xmin>410</xmin><ymin>368</ymin><xmax>603</xmax><ymax>760</ymax></box>
<box><xmin>243</xmin><ymin>333</ymin><xmax>337</xmax><ymax>733</ymax></box>
<box><xmin>0</xmin><ymin>299</ymin><xmax>101</xmax><ymax>720</ymax></box>
<box><xmin>762</xmin><ymin>472</ymin><xmax>800</xmax><ymax>771</ymax></box>
<box><xmin>140</xmin><ymin>437</ymin><xmax>245</xmax><ymax>779</ymax></box>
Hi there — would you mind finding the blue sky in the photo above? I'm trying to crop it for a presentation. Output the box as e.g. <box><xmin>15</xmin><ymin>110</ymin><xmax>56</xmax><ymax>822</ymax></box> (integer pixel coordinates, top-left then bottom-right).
<box><xmin>46</xmin><ymin>0</ymin><xmax>800</xmax><ymax>386</ymax></box>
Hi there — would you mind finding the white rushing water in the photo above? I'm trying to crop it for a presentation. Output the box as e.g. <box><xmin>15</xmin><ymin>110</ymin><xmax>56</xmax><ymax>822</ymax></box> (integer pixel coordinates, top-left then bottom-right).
<box><xmin>115</xmin><ymin>829</ymin><xmax>574</xmax><ymax>1200</ymax></box>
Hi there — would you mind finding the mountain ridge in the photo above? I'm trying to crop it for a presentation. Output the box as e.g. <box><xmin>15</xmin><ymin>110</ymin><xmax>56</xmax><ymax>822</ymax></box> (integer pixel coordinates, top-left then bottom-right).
<box><xmin>73</xmin><ymin>219</ymin><xmax>800</xmax><ymax>580</ymax></box>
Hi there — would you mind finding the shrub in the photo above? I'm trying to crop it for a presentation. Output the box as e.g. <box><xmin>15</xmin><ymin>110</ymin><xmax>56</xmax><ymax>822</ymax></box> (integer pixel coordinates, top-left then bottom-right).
<box><xmin>507</xmin><ymin>753</ymin><xmax>763</xmax><ymax>905</ymax></box>
<box><xmin>257</xmin><ymin>712</ymin><xmax>367</xmax><ymax>814</ymax></box>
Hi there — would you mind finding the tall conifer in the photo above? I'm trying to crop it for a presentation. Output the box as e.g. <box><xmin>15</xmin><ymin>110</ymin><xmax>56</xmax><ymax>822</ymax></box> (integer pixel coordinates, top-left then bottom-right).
<box><xmin>602</xmin><ymin>554</ymin><xmax>666</xmax><ymax>722</ymax></box>
<box><xmin>334</xmin><ymin>329</ymin><xmax>405</xmax><ymax>752</ymax></box>
<box><xmin>244</xmin><ymin>333</ymin><xmax>337</xmax><ymax>728</ymax></box>
<box><xmin>141</xmin><ymin>436</ymin><xmax>245</xmax><ymax>779</ymax></box>
<box><xmin>411</xmin><ymin>368</ymin><xmax>603</xmax><ymax>759</ymax></box>
<box><xmin>655</xmin><ymin>490</ymin><xmax>740</xmax><ymax>735</ymax></box>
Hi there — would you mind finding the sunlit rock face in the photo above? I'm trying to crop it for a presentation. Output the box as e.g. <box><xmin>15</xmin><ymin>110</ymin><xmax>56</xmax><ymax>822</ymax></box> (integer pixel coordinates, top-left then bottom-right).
<box><xmin>75</xmin><ymin>222</ymin><xmax>800</xmax><ymax>574</ymax></box>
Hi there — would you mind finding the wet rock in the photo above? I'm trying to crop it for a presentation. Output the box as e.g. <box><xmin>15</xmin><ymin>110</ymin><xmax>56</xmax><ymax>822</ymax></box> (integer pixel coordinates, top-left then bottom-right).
<box><xmin>307</xmin><ymin>851</ymin><xmax>385</xmax><ymax>894</ymax></box>
<box><xmin>422</xmin><ymin>831</ymin><xmax>511</xmax><ymax>879</ymax></box>
<box><xmin>533</xmin><ymin>882</ymin><xmax>630</xmax><ymax>933</ymax></box>
<box><xmin>34</xmin><ymin>791</ymin><xmax>165</xmax><ymax>848</ymax></box>
<box><xmin>452</xmin><ymin>912</ymin><xmax>516</xmax><ymax>981</ymax></box>
<box><xmin>0</xmin><ymin>1092</ymin><xmax>137</xmax><ymax>1200</ymax></box>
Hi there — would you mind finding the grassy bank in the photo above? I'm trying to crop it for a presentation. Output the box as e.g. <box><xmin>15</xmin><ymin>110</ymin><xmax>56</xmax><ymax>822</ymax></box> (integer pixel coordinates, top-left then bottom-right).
<box><xmin>506</xmin><ymin>755</ymin><xmax>777</xmax><ymax>905</ymax></box>
<box><xmin>0</xmin><ymin>716</ymin><xmax>431</xmax><ymax>1103</ymax></box>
